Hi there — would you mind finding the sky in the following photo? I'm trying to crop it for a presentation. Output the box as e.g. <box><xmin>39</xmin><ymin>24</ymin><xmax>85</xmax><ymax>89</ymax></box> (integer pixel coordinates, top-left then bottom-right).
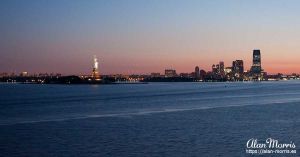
<box><xmin>1</xmin><ymin>0</ymin><xmax>300</xmax><ymax>75</ymax></box>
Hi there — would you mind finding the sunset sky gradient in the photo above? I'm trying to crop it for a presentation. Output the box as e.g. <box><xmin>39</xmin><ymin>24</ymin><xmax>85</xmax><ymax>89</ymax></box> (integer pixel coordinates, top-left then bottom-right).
<box><xmin>1</xmin><ymin>0</ymin><xmax>300</xmax><ymax>75</ymax></box>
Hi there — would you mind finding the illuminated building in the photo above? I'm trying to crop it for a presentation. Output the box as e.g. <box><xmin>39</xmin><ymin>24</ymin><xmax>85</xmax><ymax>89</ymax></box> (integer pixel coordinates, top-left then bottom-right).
<box><xmin>224</xmin><ymin>67</ymin><xmax>232</xmax><ymax>75</ymax></box>
<box><xmin>20</xmin><ymin>72</ymin><xmax>28</xmax><ymax>77</ymax></box>
<box><xmin>165</xmin><ymin>69</ymin><xmax>177</xmax><ymax>77</ymax></box>
<box><xmin>216</xmin><ymin>64</ymin><xmax>220</xmax><ymax>73</ymax></box>
<box><xmin>92</xmin><ymin>55</ymin><xmax>101</xmax><ymax>80</ymax></box>
<box><xmin>212</xmin><ymin>61</ymin><xmax>224</xmax><ymax>76</ymax></box>
<box><xmin>232</xmin><ymin>60</ymin><xmax>244</xmax><ymax>79</ymax></box>
<box><xmin>250</xmin><ymin>49</ymin><xmax>263</xmax><ymax>80</ymax></box>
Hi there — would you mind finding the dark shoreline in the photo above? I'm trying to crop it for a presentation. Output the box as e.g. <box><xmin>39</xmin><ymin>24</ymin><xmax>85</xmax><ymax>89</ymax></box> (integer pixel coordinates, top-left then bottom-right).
<box><xmin>1</xmin><ymin>75</ymin><xmax>296</xmax><ymax>85</ymax></box>
<box><xmin>0</xmin><ymin>80</ymin><xmax>290</xmax><ymax>85</ymax></box>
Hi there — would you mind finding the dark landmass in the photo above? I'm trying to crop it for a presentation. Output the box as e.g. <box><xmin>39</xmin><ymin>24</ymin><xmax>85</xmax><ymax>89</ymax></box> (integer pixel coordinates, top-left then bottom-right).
<box><xmin>1</xmin><ymin>73</ymin><xmax>299</xmax><ymax>84</ymax></box>
<box><xmin>0</xmin><ymin>76</ymin><xmax>114</xmax><ymax>84</ymax></box>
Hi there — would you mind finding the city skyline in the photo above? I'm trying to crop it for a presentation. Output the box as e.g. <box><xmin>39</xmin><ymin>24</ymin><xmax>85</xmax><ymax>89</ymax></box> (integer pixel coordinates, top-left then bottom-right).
<box><xmin>1</xmin><ymin>0</ymin><xmax>300</xmax><ymax>75</ymax></box>
<box><xmin>0</xmin><ymin>49</ymin><xmax>296</xmax><ymax>76</ymax></box>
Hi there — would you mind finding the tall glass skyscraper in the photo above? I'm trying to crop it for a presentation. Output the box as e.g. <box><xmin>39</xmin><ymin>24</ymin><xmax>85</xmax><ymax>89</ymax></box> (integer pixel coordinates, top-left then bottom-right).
<box><xmin>250</xmin><ymin>49</ymin><xmax>262</xmax><ymax>79</ymax></box>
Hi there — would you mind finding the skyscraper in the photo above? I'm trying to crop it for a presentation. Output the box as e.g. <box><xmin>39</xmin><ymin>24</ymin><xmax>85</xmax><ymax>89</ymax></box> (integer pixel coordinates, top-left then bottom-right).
<box><xmin>232</xmin><ymin>60</ymin><xmax>244</xmax><ymax>79</ymax></box>
<box><xmin>195</xmin><ymin>66</ymin><xmax>200</xmax><ymax>79</ymax></box>
<box><xmin>212</xmin><ymin>64</ymin><xmax>217</xmax><ymax>74</ymax></box>
<box><xmin>92</xmin><ymin>55</ymin><xmax>100</xmax><ymax>80</ymax></box>
<box><xmin>219</xmin><ymin>61</ymin><xmax>225</xmax><ymax>76</ymax></box>
<box><xmin>250</xmin><ymin>49</ymin><xmax>263</xmax><ymax>79</ymax></box>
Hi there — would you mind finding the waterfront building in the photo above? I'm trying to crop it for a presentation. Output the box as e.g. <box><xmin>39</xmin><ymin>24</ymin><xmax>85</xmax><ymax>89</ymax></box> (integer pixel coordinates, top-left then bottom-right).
<box><xmin>165</xmin><ymin>69</ymin><xmax>177</xmax><ymax>77</ymax></box>
<box><xmin>212</xmin><ymin>64</ymin><xmax>218</xmax><ymax>74</ymax></box>
<box><xmin>150</xmin><ymin>73</ymin><xmax>161</xmax><ymax>77</ymax></box>
<box><xmin>232</xmin><ymin>60</ymin><xmax>244</xmax><ymax>79</ymax></box>
<box><xmin>211</xmin><ymin>61</ymin><xmax>224</xmax><ymax>77</ymax></box>
<box><xmin>250</xmin><ymin>49</ymin><xmax>263</xmax><ymax>80</ymax></box>
<box><xmin>216</xmin><ymin>64</ymin><xmax>220</xmax><ymax>74</ymax></box>
<box><xmin>200</xmin><ymin>70</ymin><xmax>206</xmax><ymax>80</ymax></box>
<box><xmin>219</xmin><ymin>61</ymin><xmax>225</xmax><ymax>76</ymax></box>
<box><xmin>224</xmin><ymin>67</ymin><xmax>232</xmax><ymax>75</ymax></box>
<box><xmin>195</xmin><ymin>66</ymin><xmax>200</xmax><ymax>79</ymax></box>
<box><xmin>179</xmin><ymin>73</ymin><xmax>189</xmax><ymax>78</ymax></box>
<box><xmin>20</xmin><ymin>72</ymin><xmax>28</xmax><ymax>77</ymax></box>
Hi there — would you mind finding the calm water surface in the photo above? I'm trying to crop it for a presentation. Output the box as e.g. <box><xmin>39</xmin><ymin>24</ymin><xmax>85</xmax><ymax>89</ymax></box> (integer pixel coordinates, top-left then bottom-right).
<box><xmin>0</xmin><ymin>82</ymin><xmax>300</xmax><ymax>156</ymax></box>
